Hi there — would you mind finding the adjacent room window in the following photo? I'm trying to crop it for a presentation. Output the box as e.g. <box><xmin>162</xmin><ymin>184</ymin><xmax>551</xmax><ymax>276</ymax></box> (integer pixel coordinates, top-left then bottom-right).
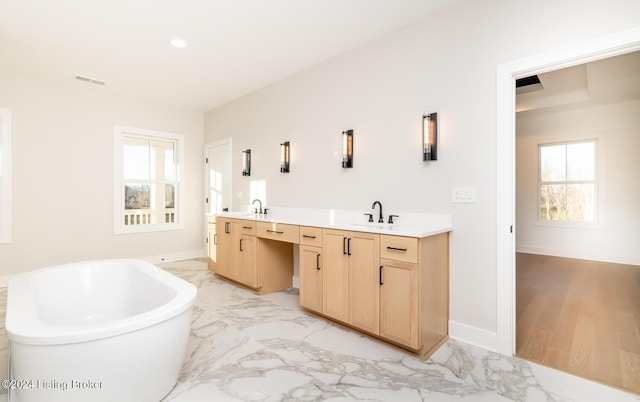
<box><xmin>538</xmin><ymin>139</ymin><xmax>596</xmax><ymax>223</ymax></box>
<box><xmin>114</xmin><ymin>125</ymin><xmax>184</xmax><ymax>234</ymax></box>
<box><xmin>0</xmin><ymin>108</ymin><xmax>11</xmax><ymax>243</ymax></box>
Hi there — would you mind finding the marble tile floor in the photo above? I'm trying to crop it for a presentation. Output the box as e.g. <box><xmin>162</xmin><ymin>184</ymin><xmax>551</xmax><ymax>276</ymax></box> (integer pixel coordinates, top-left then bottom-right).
<box><xmin>158</xmin><ymin>260</ymin><xmax>640</xmax><ymax>402</ymax></box>
<box><xmin>0</xmin><ymin>260</ymin><xmax>638</xmax><ymax>402</ymax></box>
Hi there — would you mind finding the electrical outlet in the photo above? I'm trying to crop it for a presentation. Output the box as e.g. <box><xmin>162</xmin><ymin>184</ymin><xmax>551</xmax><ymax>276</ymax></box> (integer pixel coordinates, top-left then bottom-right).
<box><xmin>452</xmin><ymin>187</ymin><xmax>476</xmax><ymax>203</ymax></box>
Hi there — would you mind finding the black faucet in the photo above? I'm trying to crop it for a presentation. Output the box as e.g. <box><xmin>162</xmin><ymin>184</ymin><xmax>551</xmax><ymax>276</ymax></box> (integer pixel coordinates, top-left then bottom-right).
<box><xmin>371</xmin><ymin>201</ymin><xmax>383</xmax><ymax>223</ymax></box>
<box><xmin>252</xmin><ymin>199</ymin><xmax>263</xmax><ymax>214</ymax></box>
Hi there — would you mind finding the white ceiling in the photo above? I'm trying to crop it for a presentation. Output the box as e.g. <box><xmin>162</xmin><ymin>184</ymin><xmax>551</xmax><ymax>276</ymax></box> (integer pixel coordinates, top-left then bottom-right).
<box><xmin>0</xmin><ymin>0</ymin><xmax>460</xmax><ymax>112</ymax></box>
<box><xmin>516</xmin><ymin>51</ymin><xmax>640</xmax><ymax>115</ymax></box>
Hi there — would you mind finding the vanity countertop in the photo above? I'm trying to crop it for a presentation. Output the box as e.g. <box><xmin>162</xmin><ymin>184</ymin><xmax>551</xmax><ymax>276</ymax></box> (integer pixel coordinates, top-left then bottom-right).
<box><xmin>210</xmin><ymin>207</ymin><xmax>452</xmax><ymax>238</ymax></box>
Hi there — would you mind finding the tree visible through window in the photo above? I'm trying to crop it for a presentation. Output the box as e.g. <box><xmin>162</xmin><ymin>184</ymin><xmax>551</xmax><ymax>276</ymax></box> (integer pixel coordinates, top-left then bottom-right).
<box><xmin>539</xmin><ymin>140</ymin><xmax>596</xmax><ymax>222</ymax></box>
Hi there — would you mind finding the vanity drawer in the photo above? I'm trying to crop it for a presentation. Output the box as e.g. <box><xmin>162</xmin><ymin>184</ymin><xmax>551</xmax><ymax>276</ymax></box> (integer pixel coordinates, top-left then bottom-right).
<box><xmin>380</xmin><ymin>235</ymin><xmax>418</xmax><ymax>263</ymax></box>
<box><xmin>257</xmin><ymin>222</ymin><xmax>300</xmax><ymax>243</ymax></box>
<box><xmin>299</xmin><ymin>226</ymin><xmax>322</xmax><ymax>247</ymax></box>
<box><xmin>241</xmin><ymin>220</ymin><xmax>257</xmax><ymax>236</ymax></box>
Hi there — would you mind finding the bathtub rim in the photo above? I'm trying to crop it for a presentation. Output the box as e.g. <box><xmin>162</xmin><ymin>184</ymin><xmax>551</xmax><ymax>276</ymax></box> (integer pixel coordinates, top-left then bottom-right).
<box><xmin>5</xmin><ymin>258</ymin><xmax>197</xmax><ymax>346</ymax></box>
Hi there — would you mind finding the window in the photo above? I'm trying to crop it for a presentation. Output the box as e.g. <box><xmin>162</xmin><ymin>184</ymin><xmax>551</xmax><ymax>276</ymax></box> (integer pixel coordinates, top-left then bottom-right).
<box><xmin>0</xmin><ymin>108</ymin><xmax>11</xmax><ymax>243</ymax></box>
<box><xmin>538</xmin><ymin>140</ymin><xmax>596</xmax><ymax>223</ymax></box>
<box><xmin>114</xmin><ymin>125</ymin><xmax>184</xmax><ymax>234</ymax></box>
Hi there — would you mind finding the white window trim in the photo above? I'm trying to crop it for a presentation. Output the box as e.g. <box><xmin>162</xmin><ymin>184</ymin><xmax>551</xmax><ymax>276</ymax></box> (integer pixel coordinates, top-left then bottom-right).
<box><xmin>537</xmin><ymin>138</ymin><xmax>598</xmax><ymax>227</ymax></box>
<box><xmin>0</xmin><ymin>108</ymin><xmax>11</xmax><ymax>243</ymax></box>
<box><xmin>114</xmin><ymin>125</ymin><xmax>184</xmax><ymax>234</ymax></box>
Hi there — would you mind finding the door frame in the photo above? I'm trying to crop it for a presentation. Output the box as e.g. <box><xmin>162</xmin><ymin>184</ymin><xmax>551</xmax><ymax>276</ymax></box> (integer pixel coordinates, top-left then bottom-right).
<box><xmin>203</xmin><ymin>138</ymin><xmax>232</xmax><ymax>244</ymax></box>
<box><xmin>495</xmin><ymin>27</ymin><xmax>640</xmax><ymax>356</ymax></box>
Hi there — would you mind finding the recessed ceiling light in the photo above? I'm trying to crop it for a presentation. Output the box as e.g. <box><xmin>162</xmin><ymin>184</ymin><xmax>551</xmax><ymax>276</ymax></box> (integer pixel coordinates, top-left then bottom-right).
<box><xmin>170</xmin><ymin>39</ymin><xmax>187</xmax><ymax>48</ymax></box>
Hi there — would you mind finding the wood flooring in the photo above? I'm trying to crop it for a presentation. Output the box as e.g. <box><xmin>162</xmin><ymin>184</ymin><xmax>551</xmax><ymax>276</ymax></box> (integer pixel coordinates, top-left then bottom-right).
<box><xmin>516</xmin><ymin>253</ymin><xmax>640</xmax><ymax>394</ymax></box>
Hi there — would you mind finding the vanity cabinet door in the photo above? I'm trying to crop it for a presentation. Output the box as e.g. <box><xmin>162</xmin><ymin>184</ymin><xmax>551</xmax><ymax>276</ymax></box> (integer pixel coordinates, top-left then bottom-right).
<box><xmin>207</xmin><ymin>220</ymin><xmax>217</xmax><ymax>273</ymax></box>
<box><xmin>240</xmin><ymin>235</ymin><xmax>258</xmax><ymax>288</ymax></box>
<box><xmin>348</xmin><ymin>232</ymin><xmax>380</xmax><ymax>335</ymax></box>
<box><xmin>215</xmin><ymin>217</ymin><xmax>242</xmax><ymax>282</ymax></box>
<box><xmin>379</xmin><ymin>258</ymin><xmax>419</xmax><ymax>349</ymax></box>
<box><xmin>300</xmin><ymin>245</ymin><xmax>322</xmax><ymax>313</ymax></box>
<box><xmin>322</xmin><ymin>229</ymin><xmax>349</xmax><ymax>322</ymax></box>
<box><xmin>322</xmin><ymin>229</ymin><xmax>380</xmax><ymax>334</ymax></box>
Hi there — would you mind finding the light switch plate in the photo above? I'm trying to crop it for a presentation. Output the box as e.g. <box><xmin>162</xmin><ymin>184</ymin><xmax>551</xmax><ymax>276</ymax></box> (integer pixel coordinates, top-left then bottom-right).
<box><xmin>452</xmin><ymin>186</ymin><xmax>476</xmax><ymax>203</ymax></box>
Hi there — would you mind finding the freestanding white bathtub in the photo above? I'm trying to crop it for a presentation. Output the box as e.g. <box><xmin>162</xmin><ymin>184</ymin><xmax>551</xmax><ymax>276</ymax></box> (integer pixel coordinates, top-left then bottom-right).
<box><xmin>5</xmin><ymin>259</ymin><xmax>197</xmax><ymax>402</ymax></box>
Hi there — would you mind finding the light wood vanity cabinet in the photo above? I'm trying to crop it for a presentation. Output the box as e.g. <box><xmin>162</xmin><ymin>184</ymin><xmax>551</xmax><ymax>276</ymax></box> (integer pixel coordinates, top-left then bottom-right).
<box><xmin>214</xmin><ymin>218</ymin><xmax>258</xmax><ymax>285</ymax></box>
<box><xmin>207</xmin><ymin>218</ymin><xmax>217</xmax><ymax>273</ymax></box>
<box><xmin>299</xmin><ymin>227</ymin><xmax>323</xmax><ymax>312</ymax></box>
<box><xmin>214</xmin><ymin>217</ymin><xmax>293</xmax><ymax>293</ymax></box>
<box><xmin>321</xmin><ymin>229</ymin><xmax>380</xmax><ymax>335</ymax></box>
<box><xmin>215</xmin><ymin>218</ymin><xmax>242</xmax><ymax>282</ymax></box>
<box><xmin>315</xmin><ymin>230</ymin><xmax>449</xmax><ymax>357</ymax></box>
<box><xmin>378</xmin><ymin>235</ymin><xmax>420</xmax><ymax>349</ymax></box>
<box><xmin>257</xmin><ymin>221</ymin><xmax>299</xmax><ymax>243</ymax></box>
<box><xmin>379</xmin><ymin>233</ymin><xmax>449</xmax><ymax>355</ymax></box>
<box><xmin>239</xmin><ymin>221</ymin><xmax>258</xmax><ymax>287</ymax></box>
<box><xmin>212</xmin><ymin>214</ymin><xmax>450</xmax><ymax>359</ymax></box>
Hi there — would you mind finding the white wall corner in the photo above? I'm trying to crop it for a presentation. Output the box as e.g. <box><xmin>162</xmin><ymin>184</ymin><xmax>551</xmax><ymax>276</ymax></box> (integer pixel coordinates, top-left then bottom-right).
<box><xmin>292</xmin><ymin>275</ymin><xmax>300</xmax><ymax>289</ymax></box>
<box><xmin>449</xmin><ymin>320</ymin><xmax>498</xmax><ymax>353</ymax></box>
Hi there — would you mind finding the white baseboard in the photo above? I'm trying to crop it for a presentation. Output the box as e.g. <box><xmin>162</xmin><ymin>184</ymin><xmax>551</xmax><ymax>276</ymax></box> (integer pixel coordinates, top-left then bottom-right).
<box><xmin>292</xmin><ymin>275</ymin><xmax>300</xmax><ymax>288</ymax></box>
<box><xmin>516</xmin><ymin>245</ymin><xmax>640</xmax><ymax>266</ymax></box>
<box><xmin>143</xmin><ymin>249</ymin><xmax>207</xmax><ymax>265</ymax></box>
<box><xmin>449</xmin><ymin>320</ymin><xmax>498</xmax><ymax>352</ymax></box>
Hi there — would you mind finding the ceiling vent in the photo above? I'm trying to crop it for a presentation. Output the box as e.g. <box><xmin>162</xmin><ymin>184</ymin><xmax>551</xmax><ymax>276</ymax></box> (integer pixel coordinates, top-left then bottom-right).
<box><xmin>74</xmin><ymin>75</ymin><xmax>106</xmax><ymax>86</ymax></box>
<box><xmin>516</xmin><ymin>75</ymin><xmax>543</xmax><ymax>94</ymax></box>
<box><xmin>516</xmin><ymin>75</ymin><xmax>544</xmax><ymax>95</ymax></box>
<box><xmin>516</xmin><ymin>75</ymin><xmax>541</xmax><ymax>88</ymax></box>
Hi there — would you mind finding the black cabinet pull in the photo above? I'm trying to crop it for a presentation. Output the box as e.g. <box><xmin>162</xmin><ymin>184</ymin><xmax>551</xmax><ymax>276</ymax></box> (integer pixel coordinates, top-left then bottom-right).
<box><xmin>242</xmin><ymin>226</ymin><xmax>253</xmax><ymax>230</ymax></box>
<box><xmin>316</xmin><ymin>253</ymin><xmax>321</xmax><ymax>270</ymax></box>
<box><xmin>386</xmin><ymin>246</ymin><xmax>408</xmax><ymax>252</ymax></box>
<box><xmin>347</xmin><ymin>238</ymin><xmax>351</xmax><ymax>256</ymax></box>
<box><xmin>239</xmin><ymin>238</ymin><xmax>243</xmax><ymax>251</ymax></box>
<box><xmin>224</xmin><ymin>222</ymin><xmax>230</xmax><ymax>233</ymax></box>
<box><xmin>266</xmin><ymin>230</ymin><xmax>284</xmax><ymax>234</ymax></box>
<box><xmin>343</xmin><ymin>237</ymin><xmax>347</xmax><ymax>255</ymax></box>
<box><xmin>379</xmin><ymin>265</ymin><xmax>383</xmax><ymax>285</ymax></box>
<box><xmin>213</xmin><ymin>234</ymin><xmax>217</xmax><ymax>245</ymax></box>
<box><xmin>303</xmin><ymin>234</ymin><xmax>316</xmax><ymax>239</ymax></box>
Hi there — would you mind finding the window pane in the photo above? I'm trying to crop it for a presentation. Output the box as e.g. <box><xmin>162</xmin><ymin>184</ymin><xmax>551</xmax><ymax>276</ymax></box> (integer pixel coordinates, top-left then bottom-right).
<box><xmin>123</xmin><ymin>137</ymin><xmax>149</xmax><ymax>180</ymax></box>
<box><xmin>149</xmin><ymin>139</ymin><xmax>176</xmax><ymax>181</ymax></box>
<box><xmin>566</xmin><ymin>184</ymin><xmax>595</xmax><ymax>222</ymax></box>
<box><xmin>567</xmin><ymin>142</ymin><xmax>595</xmax><ymax>181</ymax></box>
<box><xmin>540</xmin><ymin>144</ymin><xmax>566</xmax><ymax>182</ymax></box>
<box><xmin>165</xmin><ymin>148</ymin><xmax>176</xmax><ymax>181</ymax></box>
<box><xmin>165</xmin><ymin>184</ymin><xmax>175</xmax><ymax>208</ymax></box>
<box><xmin>540</xmin><ymin>184</ymin><xmax>566</xmax><ymax>220</ymax></box>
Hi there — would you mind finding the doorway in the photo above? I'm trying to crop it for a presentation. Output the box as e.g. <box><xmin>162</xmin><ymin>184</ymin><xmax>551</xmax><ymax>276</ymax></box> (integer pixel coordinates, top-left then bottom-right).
<box><xmin>512</xmin><ymin>51</ymin><xmax>640</xmax><ymax>392</ymax></box>
<box><xmin>496</xmin><ymin>28</ymin><xmax>640</xmax><ymax>361</ymax></box>
<box><xmin>204</xmin><ymin>138</ymin><xmax>232</xmax><ymax>216</ymax></box>
<box><xmin>204</xmin><ymin>139</ymin><xmax>232</xmax><ymax>250</ymax></box>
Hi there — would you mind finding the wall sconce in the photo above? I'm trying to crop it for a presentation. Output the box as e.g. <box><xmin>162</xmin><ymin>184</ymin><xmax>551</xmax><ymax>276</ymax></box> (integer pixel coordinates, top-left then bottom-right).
<box><xmin>422</xmin><ymin>112</ymin><xmax>438</xmax><ymax>161</ymax></box>
<box><xmin>242</xmin><ymin>149</ymin><xmax>251</xmax><ymax>176</ymax></box>
<box><xmin>341</xmin><ymin>130</ymin><xmax>353</xmax><ymax>168</ymax></box>
<box><xmin>280</xmin><ymin>141</ymin><xmax>290</xmax><ymax>173</ymax></box>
